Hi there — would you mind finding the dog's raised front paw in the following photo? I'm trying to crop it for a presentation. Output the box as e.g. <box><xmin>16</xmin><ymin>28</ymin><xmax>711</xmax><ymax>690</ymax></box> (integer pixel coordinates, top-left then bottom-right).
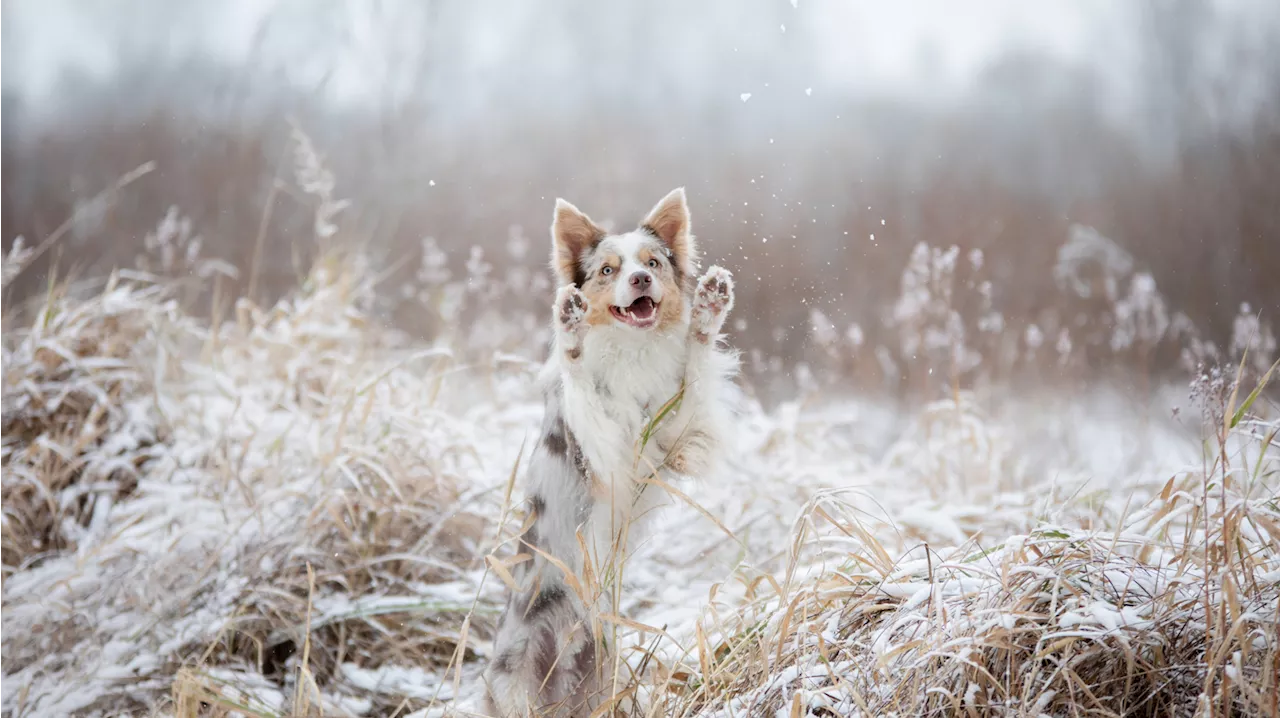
<box><xmin>691</xmin><ymin>266</ymin><xmax>734</xmax><ymax>344</ymax></box>
<box><xmin>554</xmin><ymin>284</ymin><xmax>590</xmax><ymax>360</ymax></box>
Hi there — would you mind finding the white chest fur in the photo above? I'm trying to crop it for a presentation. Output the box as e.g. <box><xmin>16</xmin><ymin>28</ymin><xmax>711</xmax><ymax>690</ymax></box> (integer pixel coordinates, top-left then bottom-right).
<box><xmin>559</xmin><ymin>325</ymin><xmax>690</xmax><ymax>491</ymax></box>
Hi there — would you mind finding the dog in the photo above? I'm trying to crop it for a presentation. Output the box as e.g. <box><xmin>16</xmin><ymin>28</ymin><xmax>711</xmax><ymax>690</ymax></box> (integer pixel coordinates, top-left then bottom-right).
<box><xmin>482</xmin><ymin>188</ymin><xmax>738</xmax><ymax>716</ymax></box>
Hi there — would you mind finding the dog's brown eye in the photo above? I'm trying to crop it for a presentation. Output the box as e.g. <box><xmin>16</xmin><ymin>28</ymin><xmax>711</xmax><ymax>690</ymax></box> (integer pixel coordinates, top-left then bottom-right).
<box><xmin>647</xmin><ymin>258</ymin><xmax>659</xmax><ymax>268</ymax></box>
<box><xmin>601</xmin><ymin>266</ymin><xmax>614</xmax><ymax>276</ymax></box>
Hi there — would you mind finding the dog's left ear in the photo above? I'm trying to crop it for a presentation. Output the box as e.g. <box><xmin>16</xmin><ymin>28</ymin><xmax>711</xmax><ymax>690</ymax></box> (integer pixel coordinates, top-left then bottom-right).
<box><xmin>642</xmin><ymin>188</ymin><xmax>698</xmax><ymax>277</ymax></box>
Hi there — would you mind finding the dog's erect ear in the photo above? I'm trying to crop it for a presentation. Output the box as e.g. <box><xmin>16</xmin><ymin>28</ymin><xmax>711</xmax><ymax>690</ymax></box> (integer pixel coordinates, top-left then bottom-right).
<box><xmin>641</xmin><ymin>187</ymin><xmax>697</xmax><ymax>276</ymax></box>
<box><xmin>551</xmin><ymin>198</ymin><xmax>606</xmax><ymax>287</ymax></box>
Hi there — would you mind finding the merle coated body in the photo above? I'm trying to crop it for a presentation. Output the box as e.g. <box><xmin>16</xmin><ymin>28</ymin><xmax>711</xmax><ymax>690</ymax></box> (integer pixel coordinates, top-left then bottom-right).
<box><xmin>483</xmin><ymin>189</ymin><xmax>738</xmax><ymax>716</ymax></box>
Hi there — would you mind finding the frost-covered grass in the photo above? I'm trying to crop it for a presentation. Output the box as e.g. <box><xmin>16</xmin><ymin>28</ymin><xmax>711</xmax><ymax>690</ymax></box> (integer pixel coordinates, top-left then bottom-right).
<box><xmin>2</xmin><ymin>244</ymin><xmax>1276</xmax><ymax>718</ymax></box>
<box><xmin>4</xmin><ymin>131</ymin><xmax>1279</xmax><ymax>716</ymax></box>
<box><xmin>1</xmin><ymin>258</ymin><xmax>490</xmax><ymax>715</ymax></box>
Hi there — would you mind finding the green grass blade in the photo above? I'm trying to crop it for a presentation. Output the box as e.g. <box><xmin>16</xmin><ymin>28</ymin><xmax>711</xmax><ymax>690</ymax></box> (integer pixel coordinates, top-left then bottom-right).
<box><xmin>1230</xmin><ymin>357</ymin><xmax>1279</xmax><ymax>429</ymax></box>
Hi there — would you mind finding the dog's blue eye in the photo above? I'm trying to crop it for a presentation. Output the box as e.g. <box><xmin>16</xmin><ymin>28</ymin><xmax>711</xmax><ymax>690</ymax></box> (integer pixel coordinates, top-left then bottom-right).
<box><xmin>601</xmin><ymin>266</ymin><xmax>613</xmax><ymax>276</ymax></box>
<box><xmin>648</xmin><ymin>259</ymin><xmax>659</xmax><ymax>268</ymax></box>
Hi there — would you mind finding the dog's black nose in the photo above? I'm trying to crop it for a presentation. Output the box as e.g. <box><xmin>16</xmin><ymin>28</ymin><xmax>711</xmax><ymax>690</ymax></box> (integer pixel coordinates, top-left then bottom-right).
<box><xmin>629</xmin><ymin>271</ymin><xmax>652</xmax><ymax>287</ymax></box>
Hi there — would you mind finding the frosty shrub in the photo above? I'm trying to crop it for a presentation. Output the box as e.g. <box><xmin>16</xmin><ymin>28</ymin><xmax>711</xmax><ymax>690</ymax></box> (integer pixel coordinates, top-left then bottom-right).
<box><xmin>805</xmin><ymin>308</ymin><xmax>842</xmax><ymax>386</ymax></box>
<box><xmin>2</xmin><ymin>277</ymin><xmax>179</xmax><ymax>571</ymax></box>
<box><xmin>1</xmin><ymin>237</ymin><xmax>35</xmax><ymax>290</ymax></box>
<box><xmin>1053</xmin><ymin>224</ymin><xmax>1134</xmax><ymax>302</ymax></box>
<box><xmin>888</xmin><ymin>242</ymin><xmax>981</xmax><ymax>393</ymax></box>
<box><xmin>1230</xmin><ymin>303</ymin><xmax>1278</xmax><ymax>377</ymax></box>
<box><xmin>133</xmin><ymin>207</ymin><xmax>240</xmax><ymax>313</ymax></box>
<box><xmin>290</xmin><ymin>125</ymin><xmax>350</xmax><ymax>244</ymax></box>
<box><xmin>1110</xmin><ymin>272</ymin><xmax>1170</xmax><ymax>366</ymax></box>
<box><xmin>4</xmin><ymin>127</ymin><xmax>1277</xmax><ymax>717</ymax></box>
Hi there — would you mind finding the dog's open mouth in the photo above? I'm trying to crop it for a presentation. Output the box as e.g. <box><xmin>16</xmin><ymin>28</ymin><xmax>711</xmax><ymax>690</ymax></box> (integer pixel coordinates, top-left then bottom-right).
<box><xmin>610</xmin><ymin>296</ymin><xmax>659</xmax><ymax>328</ymax></box>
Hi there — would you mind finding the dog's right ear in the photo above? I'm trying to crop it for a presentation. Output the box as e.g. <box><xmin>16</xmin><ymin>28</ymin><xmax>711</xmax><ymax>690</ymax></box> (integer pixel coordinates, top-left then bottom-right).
<box><xmin>641</xmin><ymin>188</ymin><xmax>697</xmax><ymax>281</ymax></box>
<box><xmin>551</xmin><ymin>198</ymin><xmax>606</xmax><ymax>287</ymax></box>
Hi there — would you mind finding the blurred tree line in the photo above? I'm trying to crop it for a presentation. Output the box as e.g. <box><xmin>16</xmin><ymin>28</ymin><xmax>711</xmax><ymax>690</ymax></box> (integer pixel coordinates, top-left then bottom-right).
<box><xmin>3</xmin><ymin>0</ymin><xmax>1277</xmax><ymax>375</ymax></box>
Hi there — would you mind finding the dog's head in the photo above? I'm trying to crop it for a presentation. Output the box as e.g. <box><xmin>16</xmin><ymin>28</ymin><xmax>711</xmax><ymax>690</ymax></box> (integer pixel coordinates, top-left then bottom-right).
<box><xmin>550</xmin><ymin>188</ymin><xmax>697</xmax><ymax>333</ymax></box>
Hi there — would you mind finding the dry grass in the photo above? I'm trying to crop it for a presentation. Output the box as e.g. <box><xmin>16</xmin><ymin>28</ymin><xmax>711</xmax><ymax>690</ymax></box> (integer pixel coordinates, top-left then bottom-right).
<box><xmin>2</xmin><ymin>273</ymin><xmax>172</xmax><ymax>571</ymax></box>
<box><xmin>2</xmin><ymin>251</ymin><xmax>508</xmax><ymax>716</ymax></box>
<box><xmin>3</xmin><ymin>137</ymin><xmax>1277</xmax><ymax>717</ymax></box>
<box><xmin>647</xmin><ymin>465</ymin><xmax>1279</xmax><ymax>717</ymax></box>
<box><xmin>587</xmin><ymin>388</ymin><xmax>1277</xmax><ymax>718</ymax></box>
<box><xmin>3</xmin><ymin>239</ymin><xmax>1277</xmax><ymax>717</ymax></box>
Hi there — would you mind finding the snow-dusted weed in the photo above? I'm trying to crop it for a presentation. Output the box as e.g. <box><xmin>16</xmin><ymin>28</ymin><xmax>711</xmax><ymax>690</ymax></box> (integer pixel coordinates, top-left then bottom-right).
<box><xmin>4</xmin><ymin>131</ymin><xmax>1277</xmax><ymax>716</ymax></box>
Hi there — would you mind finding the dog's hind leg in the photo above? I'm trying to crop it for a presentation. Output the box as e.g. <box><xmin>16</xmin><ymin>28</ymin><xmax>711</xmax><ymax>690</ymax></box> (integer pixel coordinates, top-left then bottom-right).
<box><xmin>484</xmin><ymin>577</ymin><xmax>600</xmax><ymax>717</ymax></box>
<box><xmin>485</xmin><ymin>382</ymin><xmax>608</xmax><ymax>716</ymax></box>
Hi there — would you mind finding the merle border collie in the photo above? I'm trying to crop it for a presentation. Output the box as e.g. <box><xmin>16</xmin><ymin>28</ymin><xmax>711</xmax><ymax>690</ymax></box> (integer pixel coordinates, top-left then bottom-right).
<box><xmin>483</xmin><ymin>188</ymin><xmax>738</xmax><ymax>716</ymax></box>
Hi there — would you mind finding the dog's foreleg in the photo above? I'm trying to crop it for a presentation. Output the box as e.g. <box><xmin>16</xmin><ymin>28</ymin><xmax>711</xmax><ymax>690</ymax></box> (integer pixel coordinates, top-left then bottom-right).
<box><xmin>667</xmin><ymin>265</ymin><xmax>736</xmax><ymax>478</ymax></box>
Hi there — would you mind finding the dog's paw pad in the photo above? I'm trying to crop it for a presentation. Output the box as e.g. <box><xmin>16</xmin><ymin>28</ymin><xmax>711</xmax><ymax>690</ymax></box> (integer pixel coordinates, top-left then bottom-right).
<box><xmin>695</xmin><ymin>266</ymin><xmax>734</xmax><ymax>312</ymax></box>
<box><xmin>691</xmin><ymin>267</ymin><xmax>734</xmax><ymax>342</ymax></box>
<box><xmin>555</xmin><ymin>285</ymin><xmax>589</xmax><ymax>329</ymax></box>
<box><xmin>554</xmin><ymin>286</ymin><xmax>590</xmax><ymax>360</ymax></box>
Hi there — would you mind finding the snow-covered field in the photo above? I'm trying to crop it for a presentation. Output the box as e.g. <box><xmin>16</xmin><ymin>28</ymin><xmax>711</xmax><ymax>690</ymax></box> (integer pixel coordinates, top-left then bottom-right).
<box><xmin>3</xmin><ymin>242</ymin><xmax>1277</xmax><ymax>718</ymax></box>
<box><xmin>2</xmin><ymin>131</ymin><xmax>1278</xmax><ymax>718</ymax></box>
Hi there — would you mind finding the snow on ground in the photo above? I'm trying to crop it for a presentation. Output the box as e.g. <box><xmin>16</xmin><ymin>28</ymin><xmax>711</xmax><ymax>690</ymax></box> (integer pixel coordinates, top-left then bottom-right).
<box><xmin>2</xmin><ymin>258</ymin><xmax>1277</xmax><ymax>717</ymax></box>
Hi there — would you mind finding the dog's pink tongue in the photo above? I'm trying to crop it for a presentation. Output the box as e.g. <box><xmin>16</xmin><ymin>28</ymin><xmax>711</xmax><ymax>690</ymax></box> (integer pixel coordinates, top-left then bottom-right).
<box><xmin>630</xmin><ymin>296</ymin><xmax>656</xmax><ymax>319</ymax></box>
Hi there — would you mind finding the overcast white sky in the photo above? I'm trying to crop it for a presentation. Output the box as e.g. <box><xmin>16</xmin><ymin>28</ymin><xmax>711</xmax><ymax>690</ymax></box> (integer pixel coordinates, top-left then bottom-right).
<box><xmin>3</xmin><ymin>0</ymin><xmax>1125</xmax><ymax>104</ymax></box>
<box><xmin>5</xmin><ymin>0</ymin><xmax>1278</xmax><ymax>151</ymax></box>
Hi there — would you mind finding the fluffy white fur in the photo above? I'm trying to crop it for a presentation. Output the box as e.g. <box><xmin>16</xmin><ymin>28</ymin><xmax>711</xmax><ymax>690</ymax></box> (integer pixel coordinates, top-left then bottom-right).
<box><xmin>553</xmin><ymin>277</ymin><xmax>737</xmax><ymax>569</ymax></box>
<box><xmin>483</xmin><ymin>189</ymin><xmax>738</xmax><ymax>717</ymax></box>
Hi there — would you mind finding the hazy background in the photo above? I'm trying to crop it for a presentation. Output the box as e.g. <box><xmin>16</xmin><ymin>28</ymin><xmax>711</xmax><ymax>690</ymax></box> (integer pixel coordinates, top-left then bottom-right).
<box><xmin>4</xmin><ymin>0</ymin><xmax>1279</xmax><ymax>396</ymax></box>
